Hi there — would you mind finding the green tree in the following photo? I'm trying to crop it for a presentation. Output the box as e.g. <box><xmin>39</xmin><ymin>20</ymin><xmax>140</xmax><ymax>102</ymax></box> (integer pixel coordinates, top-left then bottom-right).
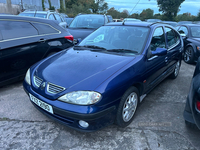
<box><xmin>91</xmin><ymin>0</ymin><xmax>108</xmax><ymax>14</ymax></box>
<box><xmin>140</xmin><ymin>8</ymin><xmax>154</xmax><ymax>21</ymax></box>
<box><xmin>157</xmin><ymin>0</ymin><xmax>185</xmax><ymax>20</ymax></box>
<box><xmin>107</xmin><ymin>7</ymin><xmax>121</xmax><ymax>18</ymax></box>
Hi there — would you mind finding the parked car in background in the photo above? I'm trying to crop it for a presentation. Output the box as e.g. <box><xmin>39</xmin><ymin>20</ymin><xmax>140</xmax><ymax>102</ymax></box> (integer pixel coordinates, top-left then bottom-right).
<box><xmin>0</xmin><ymin>15</ymin><xmax>74</xmax><ymax>86</ymax></box>
<box><xmin>146</xmin><ymin>19</ymin><xmax>162</xmax><ymax>23</ymax></box>
<box><xmin>123</xmin><ymin>18</ymin><xmax>141</xmax><ymax>22</ymax></box>
<box><xmin>113</xmin><ymin>19</ymin><xmax>122</xmax><ymax>22</ymax></box>
<box><xmin>18</xmin><ymin>10</ymin><xmax>67</xmax><ymax>28</ymax></box>
<box><xmin>67</xmin><ymin>14</ymin><xmax>109</xmax><ymax>43</ymax></box>
<box><xmin>162</xmin><ymin>21</ymin><xmax>178</xmax><ymax>27</ymax></box>
<box><xmin>23</xmin><ymin>22</ymin><xmax>183</xmax><ymax>131</ymax></box>
<box><xmin>184</xmin><ymin>57</ymin><xmax>200</xmax><ymax>130</ymax></box>
<box><xmin>178</xmin><ymin>21</ymin><xmax>193</xmax><ymax>25</ymax></box>
<box><xmin>64</xmin><ymin>17</ymin><xmax>73</xmax><ymax>25</ymax></box>
<box><xmin>177</xmin><ymin>24</ymin><xmax>200</xmax><ymax>63</ymax></box>
<box><xmin>107</xmin><ymin>15</ymin><xmax>113</xmax><ymax>22</ymax></box>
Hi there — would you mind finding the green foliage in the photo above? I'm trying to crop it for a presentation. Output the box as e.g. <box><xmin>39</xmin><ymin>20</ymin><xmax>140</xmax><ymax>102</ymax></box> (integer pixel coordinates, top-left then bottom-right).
<box><xmin>42</xmin><ymin>0</ymin><xmax>45</xmax><ymax>11</ymax></box>
<box><xmin>48</xmin><ymin>0</ymin><xmax>55</xmax><ymax>10</ymax></box>
<box><xmin>59</xmin><ymin>0</ymin><xmax>66</xmax><ymax>13</ymax></box>
<box><xmin>157</xmin><ymin>0</ymin><xmax>185</xmax><ymax>21</ymax></box>
<box><xmin>91</xmin><ymin>0</ymin><xmax>108</xmax><ymax>14</ymax></box>
<box><xmin>140</xmin><ymin>8</ymin><xmax>154</xmax><ymax>21</ymax></box>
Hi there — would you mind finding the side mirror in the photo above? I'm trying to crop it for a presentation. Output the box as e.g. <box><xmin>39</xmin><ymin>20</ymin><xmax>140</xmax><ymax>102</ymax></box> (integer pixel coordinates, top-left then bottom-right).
<box><xmin>152</xmin><ymin>47</ymin><xmax>167</xmax><ymax>56</ymax></box>
<box><xmin>74</xmin><ymin>38</ymin><xmax>82</xmax><ymax>45</ymax></box>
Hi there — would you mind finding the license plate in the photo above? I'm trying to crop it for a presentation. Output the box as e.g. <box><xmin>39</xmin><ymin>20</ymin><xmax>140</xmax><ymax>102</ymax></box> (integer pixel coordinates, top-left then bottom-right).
<box><xmin>29</xmin><ymin>94</ymin><xmax>53</xmax><ymax>114</ymax></box>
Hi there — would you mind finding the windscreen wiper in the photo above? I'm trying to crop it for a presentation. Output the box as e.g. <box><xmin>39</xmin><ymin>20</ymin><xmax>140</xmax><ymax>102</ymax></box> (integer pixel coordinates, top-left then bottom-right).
<box><xmin>108</xmin><ymin>49</ymin><xmax>138</xmax><ymax>53</ymax></box>
<box><xmin>73</xmin><ymin>45</ymin><xmax>106</xmax><ymax>50</ymax></box>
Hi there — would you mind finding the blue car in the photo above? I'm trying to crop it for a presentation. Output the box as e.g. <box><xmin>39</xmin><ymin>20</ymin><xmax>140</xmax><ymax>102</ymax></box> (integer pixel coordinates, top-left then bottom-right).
<box><xmin>23</xmin><ymin>22</ymin><xmax>183</xmax><ymax>131</ymax></box>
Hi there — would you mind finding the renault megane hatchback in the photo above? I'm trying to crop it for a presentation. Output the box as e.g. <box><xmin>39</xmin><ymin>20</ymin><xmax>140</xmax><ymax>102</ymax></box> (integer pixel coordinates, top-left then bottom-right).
<box><xmin>23</xmin><ymin>22</ymin><xmax>183</xmax><ymax>131</ymax></box>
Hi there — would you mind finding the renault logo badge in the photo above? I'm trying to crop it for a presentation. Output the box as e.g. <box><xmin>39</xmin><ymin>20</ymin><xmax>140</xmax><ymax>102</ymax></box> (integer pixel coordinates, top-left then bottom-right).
<box><xmin>41</xmin><ymin>82</ymin><xmax>46</xmax><ymax>90</ymax></box>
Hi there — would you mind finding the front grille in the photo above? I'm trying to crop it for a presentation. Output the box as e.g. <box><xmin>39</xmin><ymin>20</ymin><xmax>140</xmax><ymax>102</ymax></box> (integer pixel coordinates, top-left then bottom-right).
<box><xmin>47</xmin><ymin>82</ymin><xmax>65</xmax><ymax>94</ymax></box>
<box><xmin>34</xmin><ymin>76</ymin><xmax>43</xmax><ymax>87</ymax></box>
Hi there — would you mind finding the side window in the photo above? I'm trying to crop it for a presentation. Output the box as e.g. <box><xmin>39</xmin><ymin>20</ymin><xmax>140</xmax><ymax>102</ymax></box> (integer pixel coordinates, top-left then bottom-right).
<box><xmin>165</xmin><ymin>27</ymin><xmax>178</xmax><ymax>48</ymax></box>
<box><xmin>150</xmin><ymin>27</ymin><xmax>166</xmax><ymax>51</ymax></box>
<box><xmin>178</xmin><ymin>26</ymin><xmax>188</xmax><ymax>35</ymax></box>
<box><xmin>0</xmin><ymin>20</ymin><xmax>38</xmax><ymax>40</ymax></box>
<box><xmin>49</xmin><ymin>14</ymin><xmax>55</xmax><ymax>20</ymax></box>
<box><xmin>54</xmin><ymin>14</ymin><xmax>62</xmax><ymax>23</ymax></box>
<box><xmin>31</xmin><ymin>23</ymin><xmax>60</xmax><ymax>35</ymax></box>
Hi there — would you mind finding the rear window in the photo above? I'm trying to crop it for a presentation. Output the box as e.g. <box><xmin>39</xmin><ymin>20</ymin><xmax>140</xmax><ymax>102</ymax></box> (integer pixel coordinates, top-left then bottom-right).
<box><xmin>32</xmin><ymin>23</ymin><xmax>60</xmax><ymax>35</ymax></box>
<box><xmin>69</xmin><ymin>15</ymin><xmax>105</xmax><ymax>29</ymax></box>
<box><xmin>0</xmin><ymin>20</ymin><xmax>38</xmax><ymax>40</ymax></box>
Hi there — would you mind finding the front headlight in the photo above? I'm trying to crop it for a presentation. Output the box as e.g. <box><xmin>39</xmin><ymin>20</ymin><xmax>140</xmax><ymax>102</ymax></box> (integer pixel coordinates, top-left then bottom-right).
<box><xmin>58</xmin><ymin>91</ymin><xmax>101</xmax><ymax>105</ymax></box>
<box><xmin>25</xmin><ymin>68</ymin><xmax>31</xmax><ymax>85</ymax></box>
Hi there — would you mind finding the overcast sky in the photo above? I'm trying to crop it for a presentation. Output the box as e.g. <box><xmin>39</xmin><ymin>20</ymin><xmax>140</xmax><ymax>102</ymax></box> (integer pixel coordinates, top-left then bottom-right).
<box><xmin>105</xmin><ymin>0</ymin><xmax>200</xmax><ymax>16</ymax></box>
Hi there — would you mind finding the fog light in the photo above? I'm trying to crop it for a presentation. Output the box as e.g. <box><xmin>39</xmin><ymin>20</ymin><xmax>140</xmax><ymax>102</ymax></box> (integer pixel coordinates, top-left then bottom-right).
<box><xmin>196</xmin><ymin>101</ymin><xmax>200</xmax><ymax>111</ymax></box>
<box><xmin>79</xmin><ymin>120</ymin><xmax>89</xmax><ymax>128</ymax></box>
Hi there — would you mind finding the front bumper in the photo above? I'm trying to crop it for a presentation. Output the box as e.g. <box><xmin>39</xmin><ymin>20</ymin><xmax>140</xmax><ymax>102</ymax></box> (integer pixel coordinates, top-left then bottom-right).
<box><xmin>23</xmin><ymin>81</ymin><xmax>117</xmax><ymax>132</ymax></box>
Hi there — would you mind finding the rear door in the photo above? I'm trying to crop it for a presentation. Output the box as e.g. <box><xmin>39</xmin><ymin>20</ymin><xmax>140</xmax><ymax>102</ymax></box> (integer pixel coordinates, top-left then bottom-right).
<box><xmin>0</xmin><ymin>20</ymin><xmax>41</xmax><ymax>83</ymax></box>
<box><xmin>164</xmin><ymin>26</ymin><xmax>182</xmax><ymax>72</ymax></box>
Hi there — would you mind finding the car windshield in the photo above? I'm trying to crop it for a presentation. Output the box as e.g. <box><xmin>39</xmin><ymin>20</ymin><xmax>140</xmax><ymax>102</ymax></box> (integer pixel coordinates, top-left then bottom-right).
<box><xmin>191</xmin><ymin>26</ymin><xmax>200</xmax><ymax>38</ymax></box>
<box><xmin>19</xmin><ymin>13</ymin><xmax>47</xmax><ymax>18</ymax></box>
<box><xmin>78</xmin><ymin>26</ymin><xmax>149</xmax><ymax>54</ymax></box>
<box><xmin>69</xmin><ymin>15</ymin><xmax>105</xmax><ymax>29</ymax></box>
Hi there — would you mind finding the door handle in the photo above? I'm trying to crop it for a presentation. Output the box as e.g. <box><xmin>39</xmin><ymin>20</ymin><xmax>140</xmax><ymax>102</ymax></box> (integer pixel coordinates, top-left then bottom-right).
<box><xmin>38</xmin><ymin>39</ymin><xmax>46</xmax><ymax>43</ymax></box>
<box><xmin>165</xmin><ymin>57</ymin><xmax>168</xmax><ymax>63</ymax></box>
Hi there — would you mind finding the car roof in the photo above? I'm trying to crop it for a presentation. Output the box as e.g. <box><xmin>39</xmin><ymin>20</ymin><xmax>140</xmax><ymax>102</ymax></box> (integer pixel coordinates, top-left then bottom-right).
<box><xmin>105</xmin><ymin>21</ymin><xmax>166</xmax><ymax>27</ymax></box>
<box><xmin>0</xmin><ymin>15</ymin><xmax>57</xmax><ymax>24</ymax></box>
<box><xmin>78</xmin><ymin>14</ymin><xmax>105</xmax><ymax>17</ymax></box>
<box><xmin>181</xmin><ymin>24</ymin><xmax>200</xmax><ymax>27</ymax></box>
<box><xmin>20</xmin><ymin>11</ymin><xmax>50</xmax><ymax>14</ymax></box>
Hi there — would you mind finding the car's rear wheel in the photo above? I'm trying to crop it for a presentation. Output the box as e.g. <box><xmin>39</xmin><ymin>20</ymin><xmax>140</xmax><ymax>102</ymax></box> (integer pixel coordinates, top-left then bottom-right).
<box><xmin>116</xmin><ymin>86</ymin><xmax>139</xmax><ymax>127</ymax></box>
<box><xmin>183</xmin><ymin>46</ymin><xmax>194</xmax><ymax>64</ymax></box>
<box><xmin>169</xmin><ymin>60</ymin><xmax>181</xmax><ymax>79</ymax></box>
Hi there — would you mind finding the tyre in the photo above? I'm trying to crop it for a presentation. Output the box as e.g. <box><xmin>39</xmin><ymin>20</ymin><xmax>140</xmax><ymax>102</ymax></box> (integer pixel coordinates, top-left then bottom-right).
<box><xmin>169</xmin><ymin>60</ymin><xmax>181</xmax><ymax>79</ymax></box>
<box><xmin>116</xmin><ymin>86</ymin><xmax>139</xmax><ymax>127</ymax></box>
<box><xmin>183</xmin><ymin>46</ymin><xmax>194</xmax><ymax>64</ymax></box>
<box><xmin>185</xmin><ymin>120</ymin><xmax>198</xmax><ymax>129</ymax></box>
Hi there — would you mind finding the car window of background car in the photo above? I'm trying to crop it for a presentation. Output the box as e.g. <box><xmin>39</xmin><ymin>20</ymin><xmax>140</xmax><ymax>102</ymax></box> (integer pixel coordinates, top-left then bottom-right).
<box><xmin>178</xmin><ymin>26</ymin><xmax>188</xmax><ymax>35</ymax></box>
<box><xmin>18</xmin><ymin>13</ymin><xmax>35</xmax><ymax>17</ymax></box>
<box><xmin>69</xmin><ymin>15</ymin><xmax>105</xmax><ymax>28</ymax></box>
<box><xmin>150</xmin><ymin>27</ymin><xmax>166</xmax><ymax>51</ymax></box>
<box><xmin>0</xmin><ymin>21</ymin><xmax>38</xmax><ymax>40</ymax></box>
<box><xmin>31</xmin><ymin>23</ymin><xmax>60</xmax><ymax>35</ymax></box>
<box><xmin>165</xmin><ymin>27</ymin><xmax>178</xmax><ymax>48</ymax></box>
<box><xmin>49</xmin><ymin>14</ymin><xmax>55</xmax><ymax>20</ymax></box>
<box><xmin>54</xmin><ymin>14</ymin><xmax>62</xmax><ymax>23</ymax></box>
<box><xmin>190</xmin><ymin>27</ymin><xmax>200</xmax><ymax>38</ymax></box>
<box><xmin>35</xmin><ymin>13</ymin><xmax>47</xmax><ymax>18</ymax></box>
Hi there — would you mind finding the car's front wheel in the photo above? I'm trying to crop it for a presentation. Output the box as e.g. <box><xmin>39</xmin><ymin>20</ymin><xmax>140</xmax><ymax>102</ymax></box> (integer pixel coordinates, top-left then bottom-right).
<box><xmin>169</xmin><ymin>60</ymin><xmax>181</xmax><ymax>79</ymax></box>
<box><xmin>183</xmin><ymin>46</ymin><xmax>194</xmax><ymax>64</ymax></box>
<box><xmin>116</xmin><ymin>86</ymin><xmax>139</xmax><ymax>127</ymax></box>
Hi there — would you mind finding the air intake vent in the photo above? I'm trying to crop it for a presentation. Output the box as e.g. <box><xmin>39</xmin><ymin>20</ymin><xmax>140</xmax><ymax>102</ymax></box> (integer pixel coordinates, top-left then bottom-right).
<box><xmin>47</xmin><ymin>82</ymin><xmax>65</xmax><ymax>94</ymax></box>
<box><xmin>34</xmin><ymin>76</ymin><xmax>43</xmax><ymax>87</ymax></box>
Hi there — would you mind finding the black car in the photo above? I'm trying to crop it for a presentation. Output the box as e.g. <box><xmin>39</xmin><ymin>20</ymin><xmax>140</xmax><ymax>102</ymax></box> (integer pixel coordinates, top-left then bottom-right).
<box><xmin>0</xmin><ymin>15</ymin><xmax>74</xmax><ymax>86</ymax></box>
<box><xmin>67</xmin><ymin>14</ymin><xmax>109</xmax><ymax>43</ymax></box>
<box><xmin>184</xmin><ymin>57</ymin><xmax>200</xmax><ymax>130</ymax></box>
<box><xmin>176</xmin><ymin>24</ymin><xmax>200</xmax><ymax>63</ymax></box>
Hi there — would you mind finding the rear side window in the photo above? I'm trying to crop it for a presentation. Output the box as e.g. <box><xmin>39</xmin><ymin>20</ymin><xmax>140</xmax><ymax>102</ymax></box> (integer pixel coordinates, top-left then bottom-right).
<box><xmin>31</xmin><ymin>23</ymin><xmax>60</xmax><ymax>35</ymax></box>
<box><xmin>0</xmin><ymin>20</ymin><xmax>38</xmax><ymax>40</ymax></box>
<box><xmin>54</xmin><ymin>14</ymin><xmax>62</xmax><ymax>23</ymax></box>
<box><xmin>49</xmin><ymin>14</ymin><xmax>55</xmax><ymax>20</ymax></box>
<box><xmin>165</xmin><ymin>27</ymin><xmax>179</xmax><ymax>48</ymax></box>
